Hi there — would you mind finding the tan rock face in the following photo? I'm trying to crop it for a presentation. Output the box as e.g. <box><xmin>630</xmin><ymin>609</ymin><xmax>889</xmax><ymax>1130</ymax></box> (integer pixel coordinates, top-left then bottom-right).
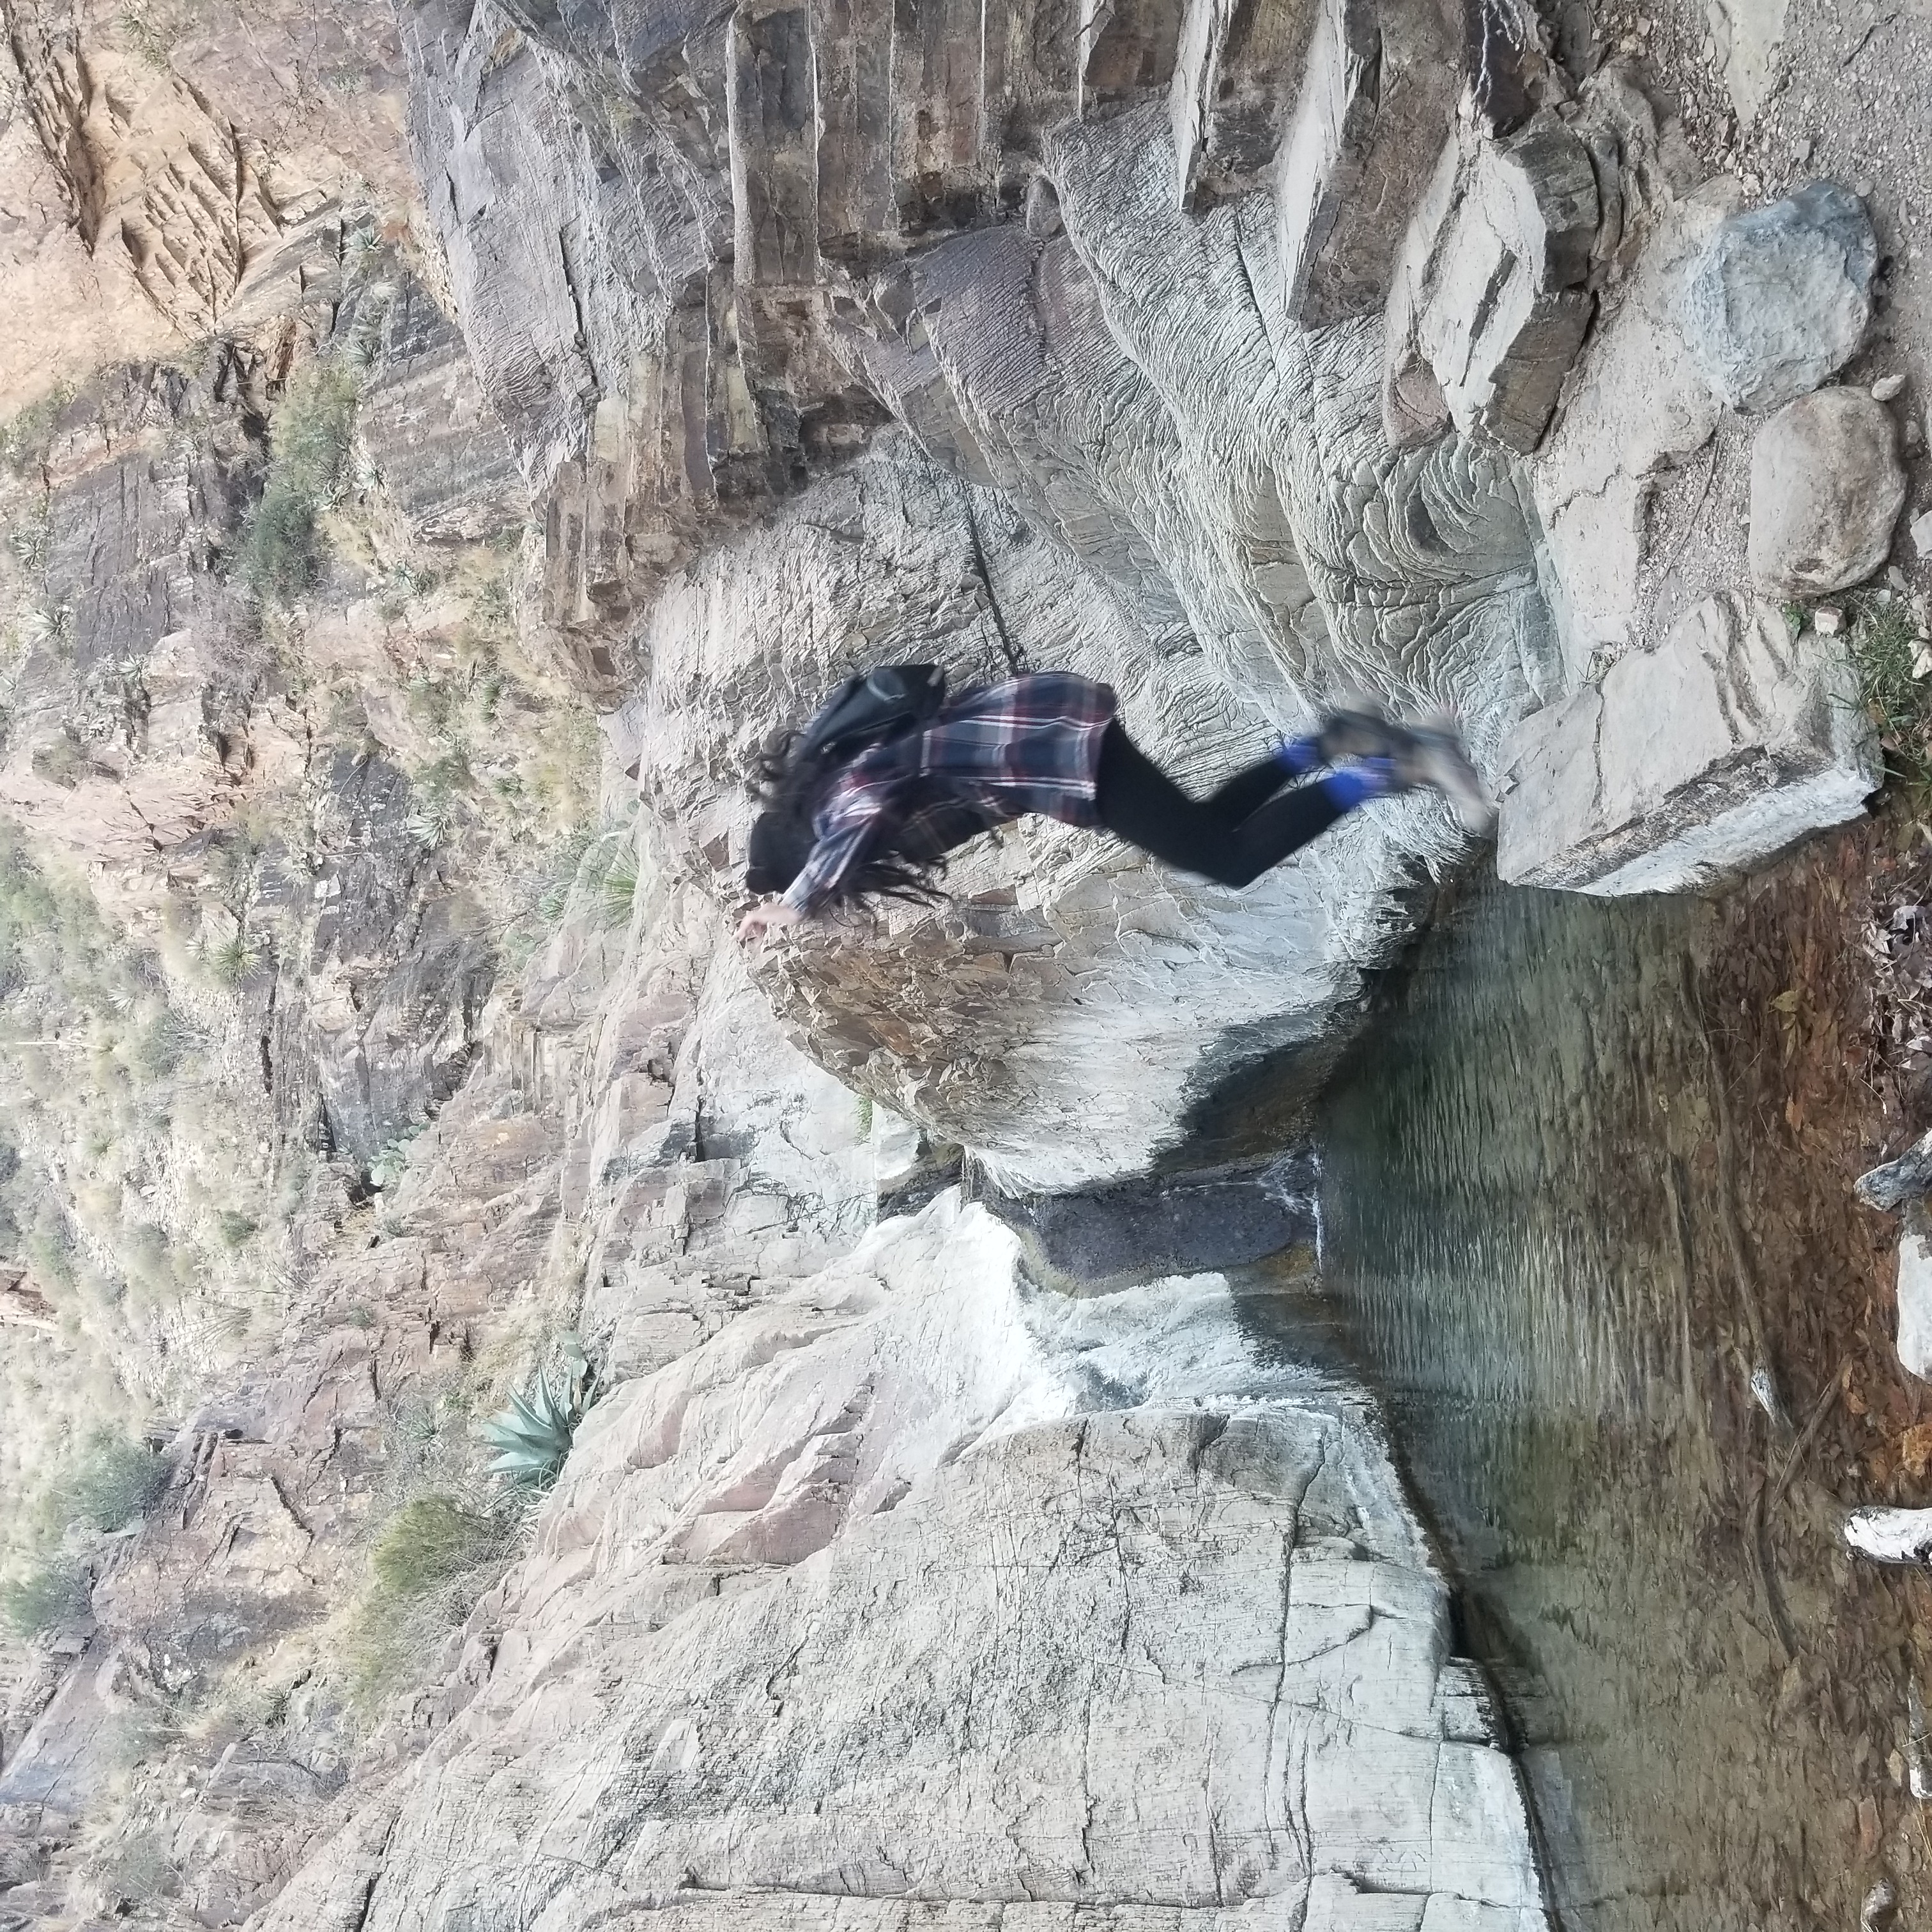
<box><xmin>0</xmin><ymin>0</ymin><xmax>415</xmax><ymax>412</ymax></box>
<box><xmin>0</xmin><ymin>77</ymin><xmax>178</xmax><ymax>416</ymax></box>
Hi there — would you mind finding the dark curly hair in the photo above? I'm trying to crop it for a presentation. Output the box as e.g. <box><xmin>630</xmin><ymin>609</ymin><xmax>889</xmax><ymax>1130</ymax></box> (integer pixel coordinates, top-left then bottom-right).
<box><xmin>745</xmin><ymin>728</ymin><xmax>947</xmax><ymax>908</ymax></box>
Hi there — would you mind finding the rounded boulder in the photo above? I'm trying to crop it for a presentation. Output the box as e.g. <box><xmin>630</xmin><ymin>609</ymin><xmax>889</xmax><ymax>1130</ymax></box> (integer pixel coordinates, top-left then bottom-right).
<box><xmin>1682</xmin><ymin>180</ymin><xmax>1877</xmax><ymax>413</ymax></box>
<box><xmin>1747</xmin><ymin>387</ymin><xmax>1906</xmax><ymax>597</ymax></box>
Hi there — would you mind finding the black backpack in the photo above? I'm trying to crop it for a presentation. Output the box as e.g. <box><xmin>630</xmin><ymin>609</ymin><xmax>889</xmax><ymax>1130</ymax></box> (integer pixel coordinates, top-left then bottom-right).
<box><xmin>795</xmin><ymin>663</ymin><xmax>947</xmax><ymax>770</ymax></box>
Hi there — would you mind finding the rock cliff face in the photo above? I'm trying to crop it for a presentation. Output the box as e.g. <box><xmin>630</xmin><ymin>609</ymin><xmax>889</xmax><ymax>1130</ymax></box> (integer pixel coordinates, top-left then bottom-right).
<box><xmin>250</xmin><ymin>844</ymin><xmax>1547</xmax><ymax>1932</ymax></box>
<box><xmin>392</xmin><ymin>0</ymin><xmax>1883</xmax><ymax>1179</ymax></box>
<box><xmin>0</xmin><ymin>0</ymin><xmax>1924</xmax><ymax>1916</ymax></box>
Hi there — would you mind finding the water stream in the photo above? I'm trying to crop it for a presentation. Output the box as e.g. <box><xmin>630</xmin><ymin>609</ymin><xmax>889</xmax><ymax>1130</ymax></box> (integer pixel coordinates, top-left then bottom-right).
<box><xmin>1313</xmin><ymin>868</ymin><xmax>1928</xmax><ymax>1929</ymax></box>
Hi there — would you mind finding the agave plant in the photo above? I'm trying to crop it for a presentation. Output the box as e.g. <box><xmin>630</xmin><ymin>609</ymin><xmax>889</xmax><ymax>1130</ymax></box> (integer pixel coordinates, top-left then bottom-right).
<box><xmin>478</xmin><ymin>1370</ymin><xmax>579</xmax><ymax>1491</ymax></box>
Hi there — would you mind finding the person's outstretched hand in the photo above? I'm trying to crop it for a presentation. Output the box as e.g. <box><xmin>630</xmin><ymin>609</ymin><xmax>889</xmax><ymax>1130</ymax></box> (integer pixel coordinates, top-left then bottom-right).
<box><xmin>737</xmin><ymin>899</ymin><xmax>804</xmax><ymax>947</ymax></box>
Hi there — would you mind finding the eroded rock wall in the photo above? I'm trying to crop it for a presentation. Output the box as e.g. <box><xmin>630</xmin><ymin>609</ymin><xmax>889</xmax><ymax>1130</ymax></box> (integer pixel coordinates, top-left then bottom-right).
<box><xmin>1</xmin><ymin>0</ymin><xmax>1920</xmax><ymax>1910</ymax></box>
<box><xmin>390</xmin><ymin>0</ymin><xmax>1886</xmax><ymax>1180</ymax></box>
<box><xmin>227</xmin><ymin>829</ymin><xmax>1545</xmax><ymax>1932</ymax></box>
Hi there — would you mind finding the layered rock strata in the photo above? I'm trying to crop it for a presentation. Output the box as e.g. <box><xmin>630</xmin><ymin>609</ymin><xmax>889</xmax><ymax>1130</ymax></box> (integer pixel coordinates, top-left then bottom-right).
<box><xmin>392</xmin><ymin>0</ymin><xmax>1891</xmax><ymax>1175</ymax></box>
<box><xmin>263</xmin><ymin>1202</ymin><xmax>1548</xmax><ymax>1932</ymax></box>
<box><xmin>2</xmin><ymin>0</ymin><xmax>1926</xmax><ymax>1912</ymax></box>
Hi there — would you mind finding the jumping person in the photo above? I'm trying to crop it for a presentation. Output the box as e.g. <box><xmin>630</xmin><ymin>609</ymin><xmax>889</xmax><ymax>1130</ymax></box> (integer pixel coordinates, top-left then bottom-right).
<box><xmin>735</xmin><ymin>667</ymin><xmax>1492</xmax><ymax>944</ymax></box>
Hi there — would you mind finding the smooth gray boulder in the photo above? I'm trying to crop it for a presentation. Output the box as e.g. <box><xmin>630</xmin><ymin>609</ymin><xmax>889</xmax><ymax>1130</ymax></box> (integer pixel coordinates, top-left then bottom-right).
<box><xmin>1681</xmin><ymin>180</ymin><xmax>1877</xmax><ymax>412</ymax></box>
<box><xmin>1748</xmin><ymin>387</ymin><xmax>1907</xmax><ymax>597</ymax></box>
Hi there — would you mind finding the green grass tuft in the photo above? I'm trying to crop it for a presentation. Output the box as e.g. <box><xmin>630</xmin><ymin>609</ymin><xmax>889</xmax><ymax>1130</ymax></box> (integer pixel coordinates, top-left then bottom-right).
<box><xmin>64</xmin><ymin>1430</ymin><xmax>169</xmax><ymax>1532</ymax></box>
<box><xmin>1</xmin><ymin>1558</ymin><xmax>89</xmax><ymax>1636</ymax></box>
<box><xmin>370</xmin><ymin>1495</ymin><xmax>500</xmax><ymax>1597</ymax></box>
<box><xmin>1846</xmin><ymin>593</ymin><xmax>1932</xmax><ymax>790</ymax></box>
<box><xmin>234</xmin><ymin>362</ymin><xmax>361</xmax><ymax>606</ymax></box>
<box><xmin>344</xmin><ymin>1489</ymin><xmax>516</xmax><ymax>1713</ymax></box>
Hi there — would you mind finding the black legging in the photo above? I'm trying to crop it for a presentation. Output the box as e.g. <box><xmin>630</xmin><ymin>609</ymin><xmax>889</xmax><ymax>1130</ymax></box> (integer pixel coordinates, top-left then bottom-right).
<box><xmin>1093</xmin><ymin>722</ymin><xmax>1344</xmax><ymax>889</ymax></box>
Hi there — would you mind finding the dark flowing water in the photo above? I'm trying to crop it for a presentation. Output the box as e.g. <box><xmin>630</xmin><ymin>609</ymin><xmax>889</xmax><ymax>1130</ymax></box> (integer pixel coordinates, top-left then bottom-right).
<box><xmin>1315</xmin><ymin>871</ymin><xmax>1930</xmax><ymax>1929</ymax></box>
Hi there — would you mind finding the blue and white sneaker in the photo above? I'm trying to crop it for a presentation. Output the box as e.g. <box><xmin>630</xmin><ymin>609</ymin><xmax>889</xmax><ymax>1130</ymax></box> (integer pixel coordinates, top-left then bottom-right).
<box><xmin>1317</xmin><ymin>705</ymin><xmax>1495</xmax><ymax>834</ymax></box>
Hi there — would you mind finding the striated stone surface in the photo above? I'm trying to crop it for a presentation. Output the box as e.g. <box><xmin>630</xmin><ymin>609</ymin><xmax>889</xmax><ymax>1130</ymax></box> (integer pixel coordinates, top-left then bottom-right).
<box><xmin>1495</xmin><ymin>591</ymin><xmax>1877</xmax><ymax>893</ymax></box>
<box><xmin>355</xmin><ymin>274</ymin><xmax>528</xmax><ymax>546</ymax></box>
<box><xmin>0</xmin><ymin>356</ymin><xmax>302</xmax><ymax>863</ymax></box>
<box><xmin>1681</xmin><ymin>180</ymin><xmax>1878</xmax><ymax>413</ymax></box>
<box><xmin>621</xmin><ymin>431</ymin><xmax>1542</xmax><ymax>1189</ymax></box>
<box><xmin>256</xmin><ymin>1190</ymin><xmax>1544</xmax><ymax>1932</ymax></box>
<box><xmin>1747</xmin><ymin>387</ymin><xmax>1908</xmax><ymax>597</ymax></box>
<box><xmin>369</xmin><ymin>0</ymin><xmax>1882</xmax><ymax>1176</ymax></box>
<box><xmin>0</xmin><ymin>808</ymin><xmax>1550</xmax><ymax>1924</ymax></box>
<box><xmin>1170</xmin><ymin>0</ymin><xmax>1319</xmax><ymax>206</ymax></box>
<box><xmin>1525</xmin><ymin>150</ymin><xmax>1733</xmax><ymax>677</ymax></box>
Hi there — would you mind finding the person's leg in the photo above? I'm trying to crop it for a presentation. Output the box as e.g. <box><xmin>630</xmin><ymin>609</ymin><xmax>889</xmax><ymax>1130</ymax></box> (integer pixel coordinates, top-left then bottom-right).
<box><xmin>1200</xmin><ymin>731</ymin><xmax>1328</xmax><ymax>825</ymax></box>
<box><xmin>1094</xmin><ymin>724</ymin><xmax>1387</xmax><ymax>887</ymax></box>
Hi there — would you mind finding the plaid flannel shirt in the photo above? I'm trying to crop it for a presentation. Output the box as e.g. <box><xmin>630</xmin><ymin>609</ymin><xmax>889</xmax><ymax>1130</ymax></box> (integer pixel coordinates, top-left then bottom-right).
<box><xmin>779</xmin><ymin>672</ymin><xmax>1118</xmax><ymax>915</ymax></box>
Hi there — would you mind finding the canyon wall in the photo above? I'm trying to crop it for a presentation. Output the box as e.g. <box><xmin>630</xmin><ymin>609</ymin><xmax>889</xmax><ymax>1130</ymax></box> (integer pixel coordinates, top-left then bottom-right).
<box><xmin>1</xmin><ymin>0</ymin><xmax>1923</xmax><ymax>1917</ymax></box>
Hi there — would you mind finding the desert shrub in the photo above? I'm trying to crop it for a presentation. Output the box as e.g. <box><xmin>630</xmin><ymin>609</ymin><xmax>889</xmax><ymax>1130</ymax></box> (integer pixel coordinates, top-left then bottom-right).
<box><xmin>206</xmin><ymin>929</ymin><xmax>261</xmax><ymax>987</ymax></box>
<box><xmin>369</xmin><ymin>1128</ymin><xmax>422</xmax><ymax>1192</ymax></box>
<box><xmin>3</xmin><ymin>1434</ymin><xmax>168</xmax><ymax>1634</ymax></box>
<box><xmin>24</xmin><ymin>1218</ymin><xmax>76</xmax><ymax>1293</ymax></box>
<box><xmin>371</xmin><ymin>1495</ymin><xmax>499</xmax><ymax>1597</ymax></box>
<box><xmin>120</xmin><ymin>1220</ymin><xmax>171</xmax><ymax>1286</ymax></box>
<box><xmin>215</xmin><ymin>1209</ymin><xmax>257</xmax><ymax>1248</ymax></box>
<box><xmin>91</xmin><ymin>1826</ymin><xmax>181</xmax><ymax>1906</ymax></box>
<box><xmin>344</xmin><ymin>1489</ymin><xmax>515</xmax><ymax>1714</ymax></box>
<box><xmin>405</xmin><ymin>751</ymin><xmax>471</xmax><ymax>850</ymax></box>
<box><xmin>30</xmin><ymin>733</ymin><xmax>93</xmax><ymax>787</ymax></box>
<box><xmin>5</xmin><ymin>494</ymin><xmax>51</xmax><ymax>573</ymax></box>
<box><xmin>0</xmin><ymin>388</ymin><xmax>72</xmax><ymax>475</ymax></box>
<box><xmin>234</xmin><ymin>361</ymin><xmax>360</xmax><ymax>604</ymax></box>
<box><xmin>1</xmin><ymin>1558</ymin><xmax>89</xmax><ymax>1635</ymax></box>
<box><xmin>64</xmin><ymin>1428</ymin><xmax>169</xmax><ymax>1531</ymax></box>
<box><xmin>127</xmin><ymin>1009</ymin><xmax>185</xmax><ymax>1082</ymax></box>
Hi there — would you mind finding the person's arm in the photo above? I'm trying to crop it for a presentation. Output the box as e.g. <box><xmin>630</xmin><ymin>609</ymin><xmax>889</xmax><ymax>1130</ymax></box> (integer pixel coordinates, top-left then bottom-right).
<box><xmin>735</xmin><ymin>781</ymin><xmax>893</xmax><ymax>947</ymax></box>
<box><xmin>780</xmin><ymin>818</ymin><xmax>881</xmax><ymax>916</ymax></box>
<box><xmin>735</xmin><ymin>899</ymin><xmax>804</xmax><ymax>945</ymax></box>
